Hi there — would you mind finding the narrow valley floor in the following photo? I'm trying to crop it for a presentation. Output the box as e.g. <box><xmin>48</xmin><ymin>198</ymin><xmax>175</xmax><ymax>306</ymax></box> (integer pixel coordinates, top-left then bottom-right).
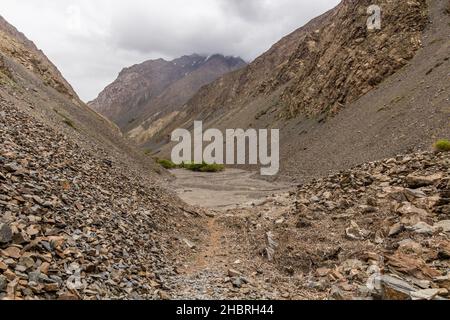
<box><xmin>165</xmin><ymin>169</ymin><xmax>324</xmax><ymax>300</ymax></box>
<box><xmin>163</xmin><ymin>152</ymin><xmax>450</xmax><ymax>300</ymax></box>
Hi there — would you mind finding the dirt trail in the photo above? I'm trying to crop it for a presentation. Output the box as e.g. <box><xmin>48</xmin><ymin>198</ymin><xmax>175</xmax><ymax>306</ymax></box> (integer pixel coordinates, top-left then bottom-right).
<box><xmin>165</xmin><ymin>169</ymin><xmax>317</xmax><ymax>300</ymax></box>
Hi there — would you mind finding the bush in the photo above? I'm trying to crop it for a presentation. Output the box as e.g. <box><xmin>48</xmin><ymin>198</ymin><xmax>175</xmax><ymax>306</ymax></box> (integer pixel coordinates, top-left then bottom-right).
<box><xmin>199</xmin><ymin>163</ymin><xmax>225</xmax><ymax>172</ymax></box>
<box><xmin>63</xmin><ymin>119</ymin><xmax>75</xmax><ymax>128</ymax></box>
<box><xmin>157</xmin><ymin>159</ymin><xmax>177</xmax><ymax>169</ymax></box>
<box><xmin>157</xmin><ymin>160</ymin><xmax>225</xmax><ymax>172</ymax></box>
<box><xmin>180</xmin><ymin>162</ymin><xmax>204</xmax><ymax>171</ymax></box>
<box><xmin>434</xmin><ymin>139</ymin><xmax>450</xmax><ymax>152</ymax></box>
<box><xmin>181</xmin><ymin>162</ymin><xmax>225</xmax><ymax>172</ymax></box>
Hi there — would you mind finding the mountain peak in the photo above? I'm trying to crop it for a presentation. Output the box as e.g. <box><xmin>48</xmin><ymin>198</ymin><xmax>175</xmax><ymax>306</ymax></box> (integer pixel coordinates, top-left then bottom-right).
<box><xmin>90</xmin><ymin>53</ymin><xmax>246</xmax><ymax>129</ymax></box>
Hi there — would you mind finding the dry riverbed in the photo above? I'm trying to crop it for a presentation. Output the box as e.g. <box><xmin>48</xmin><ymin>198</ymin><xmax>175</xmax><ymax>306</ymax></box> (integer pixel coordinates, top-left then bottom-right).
<box><xmin>169</xmin><ymin>168</ymin><xmax>293</xmax><ymax>211</ymax></box>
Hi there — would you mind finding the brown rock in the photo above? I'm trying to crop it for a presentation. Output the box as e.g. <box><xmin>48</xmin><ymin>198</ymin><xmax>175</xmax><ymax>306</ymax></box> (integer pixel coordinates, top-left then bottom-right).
<box><xmin>406</xmin><ymin>174</ymin><xmax>442</xmax><ymax>188</ymax></box>
<box><xmin>39</xmin><ymin>262</ymin><xmax>50</xmax><ymax>275</ymax></box>
<box><xmin>2</xmin><ymin>246</ymin><xmax>21</xmax><ymax>259</ymax></box>
<box><xmin>57</xmin><ymin>292</ymin><xmax>79</xmax><ymax>300</ymax></box>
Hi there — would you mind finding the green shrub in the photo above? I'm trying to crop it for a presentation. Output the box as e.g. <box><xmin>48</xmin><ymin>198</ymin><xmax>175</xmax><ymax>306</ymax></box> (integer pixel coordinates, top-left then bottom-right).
<box><xmin>199</xmin><ymin>163</ymin><xmax>225</xmax><ymax>172</ymax></box>
<box><xmin>434</xmin><ymin>139</ymin><xmax>450</xmax><ymax>152</ymax></box>
<box><xmin>181</xmin><ymin>161</ymin><xmax>224</xmax><ymax>172</ymax></box>
<box><xmin>180</xmin><ymin>162</ymin><xmax>204</xmax><ymax>171</ymax></box>
<box><xmin>62</xmin><ymin>118</ymin><xmax>76</xmax><ymax>129</ymax></box>
<box><xmin>157</xmin><ymin>159</ymin><xmax>177</xmax><ymax>169</ymax></box>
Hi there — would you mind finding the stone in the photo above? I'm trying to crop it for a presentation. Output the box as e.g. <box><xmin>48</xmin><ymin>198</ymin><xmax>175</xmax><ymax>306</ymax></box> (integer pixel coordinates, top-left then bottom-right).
<box><xmin>380</xmin><ymin>275</ymin><xmax>415</xmax><ymax>300</ymax></box>
<box><xmin>0</xmin><ymin>275</ymin><xmax>7</xmax><ymax>292</ymax></box>
<box><xmin>345</xmin><ymin>221</ymin><xmax>368</xmax><ymax>240</ymax></box>
<box><xmin>397</xmin><ymin>203</ymin><xmax>429</xmax><ymax>217</ymax></box>
<box><xmin>39</xmin><ymin>262</ymin><xmax>50</xmax><ymax>274</ymax></box>
<box><xmin>0</xmin><ymin>223</ymin><xmax>13</xmax><ymax>243</ymax></box>
<box><xmin>434</xmin><ymin>275</ymin><xmax>450</xmax><ymax>290</ymax></box>
<box><xmin>158</xmin><ymin>290</ymin><xmax>171</xmax><ymax>300</ymax></box>
<box><xmin>19</xmin><ymin>256</ymin><xmax>35</xmax><ymax>269</ymax></box>
<box><xmin>2</xmin><ymin>246</ymin><xmax>21</xmax><ymax>259</ymax></box>
<box><xmin>398</xmin><ymin>239</ymin><xmax>423</xmax><ymax>255</ymax></box>
<box><xmin>6</xmin><ymin>278</ymin><xmax>18</xmax><ymax>297</ymax></box>
<box><xmin>44</xmin><ymin>283</ymin><xmax>60</xmax><ymax>292</ymax></box>
<box><xmin>316</xmin><ymin>267</ymin><xmax>331</xmax><ymax>277</ymax></box>
<box><xmin>182</xmin><ymin>238</ymin><xmax>196</xmax><ymax>249</ymax></box>
<box><xmin>408</xmin><ymin>222</ymin><xmax>436</xmax><ymax>235</ymax></box>
<box><xmin>58</xmin><ymin>292</ymin><xmax>79</xmax><ymax>300</ymax></box>
<box><xmin>406</xmin><ymin>173</ymin><xmax>442</xmax><ymax>188</ymax></box>
<box><xmin>0</xmin><ymin>261</ymin><xmax>7</xmax><ymax>270</ymax></box>
<box><xmin>360</xmin><ymin>205</ymin><xmax>377</xmax><ymax>213</ymax></box>
<box><xmin>404</xmin><ymin>188</ymin><xmax>426</xmax><ymax>201</ymax></box>
<box><xmin>4</xmin><ymin>162</ymin><xmax>21</xmax><ymax>173</ymax></box>
<box><xmin>387</xmin><ymin>253</ymin><xmax>441</xmax><ymax>280</ymax></box>
<box><xmin>228</xmin><ymin>269</ymin><xmax>241</xmax><ymax>277</ymax></box>
<box><xmin>388</xmin><ymin>223</ymin><xmax>405</xmax><ymax>237</ymax></box>
<box><xmin>232</xmin><ymin>278</ymin><xmax>244</xmax><ymax>288</ymax></box>
<box><xmin>434</xmin><ymin>220</ymin><xmax>450</xmax><ymax>233</ymax></box>
<box><xmin>265</xmin><ymin>232</ymin><xmax>278</xmax><ymax>261</ymax></box>
<box><xmin>410</xmin><ymin>289</ymin><xmax>441</xmax><ymax>300</ymax></box>
<box><xmin>330</xmin><ymin>285</ymin><xmax>346</xmax><ymax>300</ymax></box>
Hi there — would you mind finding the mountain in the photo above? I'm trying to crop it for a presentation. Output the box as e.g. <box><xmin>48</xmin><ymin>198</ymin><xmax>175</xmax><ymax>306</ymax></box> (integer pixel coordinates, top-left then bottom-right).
<box><xmin>1</xmin><ymin>0</ymin><xmax>449</xmax><ymax>301</ymax></box>
<box><xmin>151</xmin><ymin>0</ymin><xmax>449</xmax><ymax>180</ymax></box>
<box><xmin>89</xmin><ymin>54</ymin><xmax>246</xmax><ymax>134</ymax></box>
<box><xmin>0</xmin><ymin>15</ymin><xmax>198</xmax><ymax>300</ymax></box>
<box><xmin>0</xmin><ymin>16</ymin><xmax>78</xmax><ymax>103</ymax></box>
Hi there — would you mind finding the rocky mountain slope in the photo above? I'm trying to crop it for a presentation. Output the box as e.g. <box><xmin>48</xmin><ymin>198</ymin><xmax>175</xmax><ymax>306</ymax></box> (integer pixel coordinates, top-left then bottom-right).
<box><xmin>0</xmin><ymin>16</ymin><xmax>200</xmax><ymax>300</ymax></box>
<box><xmin>89</xmin><ymin>54</ymin><xmax>246</xmax><ymax>136</ymax></box>
<box><xmin>0</xmin><ymin>16</ymin><xmax>78</xmax><ymax>103</ymax></box>
<box><xmin>151</xmin><ymin>0</ymin><xmax>449</xmax><ymax>180</ymax></box>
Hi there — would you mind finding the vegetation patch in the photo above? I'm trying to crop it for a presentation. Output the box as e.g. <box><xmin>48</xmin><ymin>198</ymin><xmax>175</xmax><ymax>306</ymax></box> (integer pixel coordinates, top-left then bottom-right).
<box><xmin>156</xmin><ymin>159</ymin><xmax>225</xmax><ymax>172</ymax></box>
<box><xmin>54</xmin><ymin>108</ymin><xmax>77</xmax><ymax>129</ymax></box>
<box><xmin>62</xmin><ymin>118</ymin><xmax>76</xmax><ymax>129</ymax></box>
<box><xmin>181</xmin><ymin>162</ymin><xmax>225</xmax><ymax>172</ymax></box>
<box><xmin>157</xmin><ymin>159</ymin><xmax>178</xmax><ymax>169</ymax></box>
<box><xmin>434</xmin><ymin>139</ymin><xmax>450</xmax><ymax>152</ymax></box>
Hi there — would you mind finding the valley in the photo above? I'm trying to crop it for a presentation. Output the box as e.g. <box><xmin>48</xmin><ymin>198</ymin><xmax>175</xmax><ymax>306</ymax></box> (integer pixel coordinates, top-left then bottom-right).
<box><xmin>1</xmin><ymin>0</ymin><xmax>449</xmax><ymax>301</ymax></box>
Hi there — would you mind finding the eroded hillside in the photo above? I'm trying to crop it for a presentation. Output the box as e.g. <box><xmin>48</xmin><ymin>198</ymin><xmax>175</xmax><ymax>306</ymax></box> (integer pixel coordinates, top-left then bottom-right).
<box><xmin>0</xmin><ymin>16</ymin><xmax>202</xmax><ymax>300</ymax></box>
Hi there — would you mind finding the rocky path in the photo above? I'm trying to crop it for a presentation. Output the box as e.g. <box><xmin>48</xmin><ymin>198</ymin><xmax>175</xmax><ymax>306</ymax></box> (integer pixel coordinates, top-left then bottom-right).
<box><xmin>165</xmin><ymin>170</ymin><xmax>322</xmax><ymax>300</ymax></box>
<box><xmin>165</xmin><ymin>150</ymin><xmax>450</xmax><ymax>301</ymax></box>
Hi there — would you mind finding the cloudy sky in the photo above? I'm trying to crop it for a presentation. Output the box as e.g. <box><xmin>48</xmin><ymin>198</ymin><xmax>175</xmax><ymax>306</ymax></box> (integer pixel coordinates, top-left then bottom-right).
<box><xmin>1</xmin><ymin>0</ymin><xmax>339</xmax><ymax>101</ymax></box>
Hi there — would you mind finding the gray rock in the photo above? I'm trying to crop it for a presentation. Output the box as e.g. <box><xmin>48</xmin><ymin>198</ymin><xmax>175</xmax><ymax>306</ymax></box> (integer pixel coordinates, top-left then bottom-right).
<box><xmin>380</xmin><ymin>275</ymin><xmax>415</xmax><ymax>300</ymax></box>
<box><xmin>408</xmin><ymin>222</ymin><xmax>436</xmax><ymax>235</ymax></box>
<box><xmin>389</xmin><ymin>223</ymin><xmax>405</xmax><ymax>237</ymax></box>
<box><xmin>0</xmin><ymin>223</ymin><xmax>13</xmax><ymax>243</ymax></box>
<box><xmin>434</xmin><ymin>220</ymin><xmax>450</xmax><ymax>233</ymax></box>
<box><xmin>232</xmin><ymin>278</ymin><xmax>243</xmax><ymax>288</ymax></box>
<box><xmin>410</xmin><ymin>289</ymin><xmax>441</xmax><ymax>300</ymax></box>
<box><xmin>406</xmin><ymin>174</ymin><xmax>442</xmax><ymax>188</ymax></box>
<box><xmin>0</xmin><ymin>275</ymin><xmax>7</xmax><ymax>292</ymax></box>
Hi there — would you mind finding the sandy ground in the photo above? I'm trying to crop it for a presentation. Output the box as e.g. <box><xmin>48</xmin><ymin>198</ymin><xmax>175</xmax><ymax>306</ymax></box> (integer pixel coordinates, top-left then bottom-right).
<box><xmin>169</xmin><ymin>168</ymin><xmax>293</xmax><ymax>211</ymax></box>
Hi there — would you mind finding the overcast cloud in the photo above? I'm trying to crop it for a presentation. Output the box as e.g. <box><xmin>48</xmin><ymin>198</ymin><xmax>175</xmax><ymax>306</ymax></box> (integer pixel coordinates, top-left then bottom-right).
<box><xmin>1</xmin><ymin>0</ymin><xmax>339</xmax><ymax>101</ymax></box>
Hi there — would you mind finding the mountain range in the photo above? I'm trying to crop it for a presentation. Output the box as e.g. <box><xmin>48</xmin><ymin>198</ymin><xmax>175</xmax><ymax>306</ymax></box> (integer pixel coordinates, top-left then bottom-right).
<box><xmin>89</xmin><ymin>54</ymin><xmax>246</xmax><ymax>139</ymax></box>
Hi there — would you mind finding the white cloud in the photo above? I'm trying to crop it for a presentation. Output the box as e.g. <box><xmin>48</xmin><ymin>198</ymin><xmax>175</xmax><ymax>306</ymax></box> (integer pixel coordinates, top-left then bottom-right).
<box><xmin>0</xmin><ymin>0</ymin><xmax>340</xmax><ymax>101</ymax></box>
